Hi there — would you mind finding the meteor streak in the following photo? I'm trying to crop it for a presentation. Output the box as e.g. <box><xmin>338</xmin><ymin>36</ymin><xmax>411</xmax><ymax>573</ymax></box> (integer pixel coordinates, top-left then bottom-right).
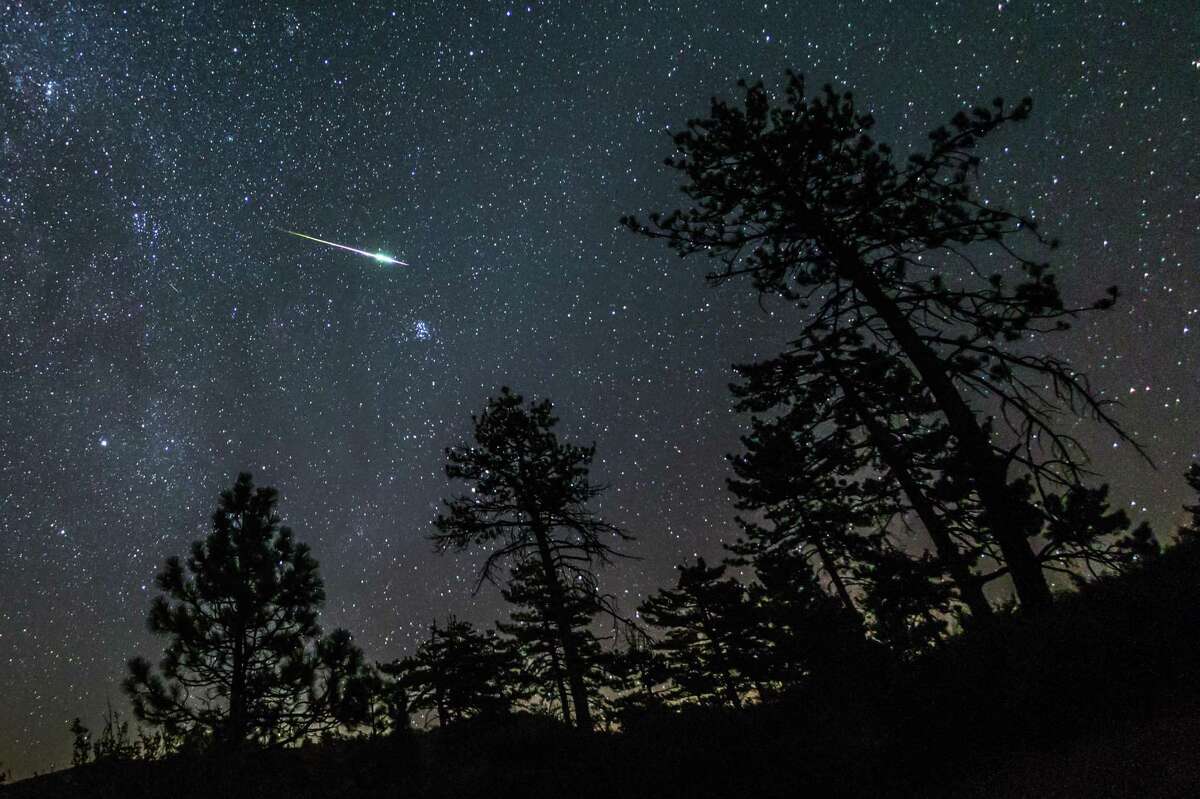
<box><xmin>277</xmin><ymin>228</ymin><xmax>408</xmax><ymax>266</ymax></box>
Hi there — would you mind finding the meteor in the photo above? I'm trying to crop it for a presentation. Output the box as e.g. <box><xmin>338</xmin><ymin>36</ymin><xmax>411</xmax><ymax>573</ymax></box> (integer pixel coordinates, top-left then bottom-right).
<box><xmin>277</xmin><ymin>228</ymin><xmax>408</xmax><ymax>266</ymax></box>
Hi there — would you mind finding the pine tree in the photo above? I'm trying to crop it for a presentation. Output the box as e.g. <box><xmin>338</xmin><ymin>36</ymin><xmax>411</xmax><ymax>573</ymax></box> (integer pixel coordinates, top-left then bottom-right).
<box><xmin>432</xmin><ymin>388</ymin><xmax>632</xmax><ymax>730</ymax></box>
<box><xmin>1179</xmin><ymin>462</ymin><xmax>1200</xmax><ymax>539</ymax></box>
<box><xmin>69</xmin><ymin>718</ymin><xmax>92</xmax><ymax>766</ymax></box>
<box><xmin>856</xmin><ymin>549</ymin><xmax>954</xmax><ymax>658</ymax></box>
<box><xmin>373</xmin><ymin>662</ymin><xmax>413</xmax><ymax>736</ymax></box>
<box><xmin>391</xmin><ymin>616</ymin><xmax>516</xmax><ymax>727</ymax></box>
<box><xmin>727</xmin><ymin>412</ymin><xmax>870</xmax><ymax>620</ymax></box>
<box><xmin>745</xmin><ymin>549</ymin><xmax>871</xmax><ymax>692</ymax></box>
<box><xmin>496</xmin><ymin>558</ymin><xmax>604</xmax><ymax>725</ymax></box>
<box><xmin>1038</xmin><ymin>483</ymin><xmax>1159</xmax><ymax>575</ymax></box>
<box><xmin>726</xmin><ymin>342</ymin><xmax>975</xmax><ymax>640</ymax></box>
<box><xmin>729</xmin><ymin>332</ymin><xmax>994</xmax><ymax>621</ymax></box>
<box><xmin>626</xmin><ymin>74</ymin><xmax>1142</xmax><ymax>612</ymax></box>
<box><xmin>314</xmin><ymin>628</ymin><xmax>386</xmax><ymax>734</ymax></box>
<box><xmin>639</xmin><ymin>558</ymin><xmax>758</xmax><ymax>707</ymax></box>
<box><xmin>123</xmin><ymin>473</ymin><xmax>373</xmax><ymax>750</ymax></box>
<box><xmin>600</xmin><ymin>632</ymin><xmax>672</xmax><ymax>726</ymax></box>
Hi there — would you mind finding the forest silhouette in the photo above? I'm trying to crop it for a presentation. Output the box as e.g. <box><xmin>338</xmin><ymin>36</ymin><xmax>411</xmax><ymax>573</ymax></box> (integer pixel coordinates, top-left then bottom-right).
<box><xmin>4</xmin><ymin>74</ymin><xmax>1196</xmax><ymax>798</ymax></box>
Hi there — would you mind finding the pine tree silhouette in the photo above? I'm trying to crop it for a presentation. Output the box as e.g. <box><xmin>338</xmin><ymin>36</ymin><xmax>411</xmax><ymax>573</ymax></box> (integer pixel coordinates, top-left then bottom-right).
<box><xmin>390</xmin><ymin>616</ymin><xmax>516</xmax><ymax>727</ymax></box>
<box><xmin>1179</xmin><ymin>462</ymin><xmax>1200</xmax><ymax>540</ymax></box>
<box><xmin>123</xmin><ymin>472</ymin><xmax>374</xmax><ymax>750</ymax></box>
<box><xmin>432</xmin><ymin>388</ymin><xmax>632</xmax><ymax>730</ymax></box>
<box><xmin>744</xmin><ymin>549</ymin><xmax>872</xmax><ymax>691</ymax></box>
<box><xmin>626</xmin><ymin>73</ymin><xmax>1144</xmax><ymax>612</ymax></box>
<box><xmin>729</xmin><ymin>332</ymin><xmax>994</xmax><ymax>622</ymax></box>
<box><xmin>638</xmin><ymin>558</ymin><xmax>758</xmax><ymax>707</ymax></box>
<box><xmin>496</xmin><ymin>558</ymin><xmax>604</xmax><ymax>725</ymax></box>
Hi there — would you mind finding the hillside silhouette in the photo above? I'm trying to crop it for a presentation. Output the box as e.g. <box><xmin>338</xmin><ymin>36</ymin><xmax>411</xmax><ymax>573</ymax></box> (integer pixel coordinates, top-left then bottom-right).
<box><xmin>6</xmin><ymin>536</ymin><xmax>1200</xmax><ymax>798</ymax></box>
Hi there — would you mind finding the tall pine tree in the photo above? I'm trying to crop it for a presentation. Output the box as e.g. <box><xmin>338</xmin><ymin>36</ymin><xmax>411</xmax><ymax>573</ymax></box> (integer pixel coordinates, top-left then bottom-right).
<box><xmin>626</xmin><ymin>74</ymin><xmax>1144</xmax><ymax>611</ymax></box>
<box><xmin>432</xmin><ymin>388</ymin><xmax>631</xmax><ymax>730</ymax></box>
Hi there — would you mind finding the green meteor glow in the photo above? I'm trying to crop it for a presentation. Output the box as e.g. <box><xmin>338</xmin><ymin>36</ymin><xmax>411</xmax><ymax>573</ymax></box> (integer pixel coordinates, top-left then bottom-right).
<box><xmin>277</xmin><ymin>228</ymin><xmax>408</xmax><ymax>266</ymax></box>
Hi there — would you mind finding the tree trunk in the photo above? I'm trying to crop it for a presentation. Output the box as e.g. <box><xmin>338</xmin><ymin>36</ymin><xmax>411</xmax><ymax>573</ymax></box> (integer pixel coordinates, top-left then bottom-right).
<box><xmin>531</xmin><ymin>524</ymin><xmax>594</xmax><ymax>730</ymax></box>
<box><xmin>817</xmin><ymin>344</ymin><xmax>993</xmax><ymax>620</ymax></box>
<box><xmin>842</xmin><ymin>262</ymin><xmax>1053</xmax><ymax>611</ymax></box>
<box><xmin>542</xmin><ymin>615</ymin><xmax>574</xmax><ymax>726</ymax></box>
<box><xmin>229</xmin><ymin>621</ymin><xmax>246</xmax><ymax>750</ymax></box>
<box><xmin>812</xmin><ymin>538</ymin><xmax>863</xmax><ymax>622</ymax></box>
<box><xmin>435</xmin><ymin>682</ymin><xmax>449</xmax><ymax>728</ymax></box>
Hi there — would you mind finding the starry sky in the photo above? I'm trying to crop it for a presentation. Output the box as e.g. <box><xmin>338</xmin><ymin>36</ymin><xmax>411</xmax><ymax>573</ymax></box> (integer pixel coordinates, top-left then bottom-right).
<box><xmin>1</xmin><ymin>0</ymin><xmax>1196</xmax><ymax>777</ymax></box>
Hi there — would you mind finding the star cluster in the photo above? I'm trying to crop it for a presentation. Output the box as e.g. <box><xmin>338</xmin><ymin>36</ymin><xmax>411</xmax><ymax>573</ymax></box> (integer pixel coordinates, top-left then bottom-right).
<box><xmin>1</xmin><ymin>0</ymin><xmax>1196</xmax><ymax>776</ymax></box>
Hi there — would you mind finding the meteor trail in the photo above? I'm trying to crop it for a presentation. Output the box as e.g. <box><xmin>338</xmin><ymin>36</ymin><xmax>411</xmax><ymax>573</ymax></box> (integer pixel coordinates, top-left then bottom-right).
<box><xmin>277</xmin><ymin>228</ymin><xmax>408</xmax><ymax>266</ymax></box>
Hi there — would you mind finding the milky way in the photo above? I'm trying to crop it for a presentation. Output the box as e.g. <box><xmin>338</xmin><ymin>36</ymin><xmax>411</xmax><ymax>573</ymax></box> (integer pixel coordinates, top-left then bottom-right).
<box><xmin>1</xmin><ymin>1</ymin><xmax>1196</xmax><ymax>776</ymax></box>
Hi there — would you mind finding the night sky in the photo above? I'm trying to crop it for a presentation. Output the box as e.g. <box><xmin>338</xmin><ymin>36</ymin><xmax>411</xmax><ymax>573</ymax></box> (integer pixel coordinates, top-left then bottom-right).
<box><xmin>1</xmin><ymin>0</ymin><xmax>1196</xmax><ymax>777</ymax></box>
